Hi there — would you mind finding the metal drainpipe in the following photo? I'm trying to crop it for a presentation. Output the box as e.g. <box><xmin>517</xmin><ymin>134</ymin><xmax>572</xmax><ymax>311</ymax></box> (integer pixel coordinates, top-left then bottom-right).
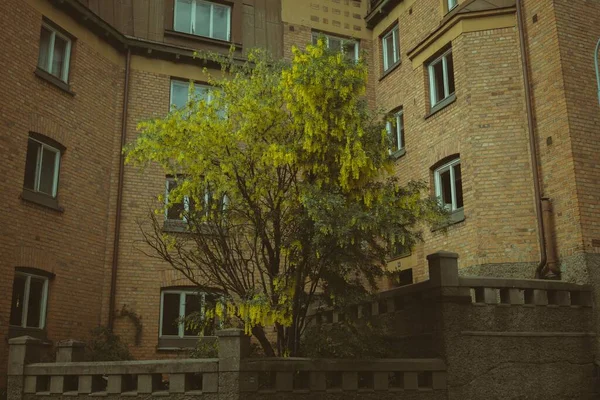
<box><xmin>515</xmin><ymin>0</ymin><xmax>554</xmax><ymax>279</ymax></box>
<box><xmin>108</xmin><ymin>48</ymin><xmax>132</xmax><ymax>330</ymax></box>
<box><xmin>595</xmin><ymin>37</ymin><xmax>600</xmax><ymax>105</ymax></box>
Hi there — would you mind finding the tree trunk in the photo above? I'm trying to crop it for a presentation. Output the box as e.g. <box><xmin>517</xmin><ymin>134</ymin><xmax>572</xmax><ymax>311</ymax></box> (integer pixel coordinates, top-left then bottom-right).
<box><xmin>251</xmin><ymin>325</ymin><xmax>276</xmax><ymax>357</ymax></box>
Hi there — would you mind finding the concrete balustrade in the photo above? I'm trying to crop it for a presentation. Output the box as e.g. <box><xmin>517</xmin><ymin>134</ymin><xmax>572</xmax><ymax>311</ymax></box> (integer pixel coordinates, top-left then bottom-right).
<box><xmin>8</xmin><ymin>251</ymin><xmax>597</xmax><ymax>399</ymax></box>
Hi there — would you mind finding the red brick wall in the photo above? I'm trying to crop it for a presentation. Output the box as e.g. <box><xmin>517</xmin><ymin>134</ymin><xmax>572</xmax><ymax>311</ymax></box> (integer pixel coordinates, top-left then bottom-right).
<box><xmin>0</xmin><ymin>0</ymin><xmax>124</xmax><ymax>384</ymax></box>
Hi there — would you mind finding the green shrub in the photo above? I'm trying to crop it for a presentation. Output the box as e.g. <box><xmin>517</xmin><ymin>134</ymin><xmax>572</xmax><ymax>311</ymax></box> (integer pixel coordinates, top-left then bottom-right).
<box><xmin>87</xmin><ymin>326</ymin><xmax>132</xmax><ymax>361</ymax></box>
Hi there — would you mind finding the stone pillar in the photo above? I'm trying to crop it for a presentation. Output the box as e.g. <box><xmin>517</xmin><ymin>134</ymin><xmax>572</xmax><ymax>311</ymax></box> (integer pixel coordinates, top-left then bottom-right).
<box><xmin>56</xmin><ymin>339</ymin><xmax>85</xmax><ymax>363</ymax></box>
<box><xmin>217</xmin><ymin>329</ymin><xmax>250</xmax><ymax>400</ymax></box>
<box><xmin>7</xmin><ymin>336</ymin><xmax>42</xmax><ymax>400</ymax></box>
<box><xmin>427</xmin><ymin>251</ymin><xmax>459</xmax><ymax>287</ymax></box>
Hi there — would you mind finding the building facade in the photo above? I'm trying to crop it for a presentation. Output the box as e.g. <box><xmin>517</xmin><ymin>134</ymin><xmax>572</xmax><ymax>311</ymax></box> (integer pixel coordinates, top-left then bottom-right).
<box><xmin>1</xmin><ymin>0</ymin><xmax>599</xmax><ymax>387</ymax></box>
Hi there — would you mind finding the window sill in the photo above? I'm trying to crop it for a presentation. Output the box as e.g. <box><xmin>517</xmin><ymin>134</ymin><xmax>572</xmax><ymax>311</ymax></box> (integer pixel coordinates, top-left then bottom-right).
<box><xmin>379</xmin><ymin>60</ymin><xmax>401</xmax><ymax>81</ymax></box>
<box><xmin>34</xmin><ymin>68</ymin><xmax>74</xmax><ymax>96</ymax></box>
<box><xmin>164</xmin><ymin>29</ymin><xmax>242</xmax><ymax>50</ymax></box>
<box><xmin>9</xmin><ymin>325</ymin><xmax>48</xmax><ymax>341</ymax></box>
<box><xmin>390</xmin><ymin>148</ymin><xmax>406</xmax><ymax>160</ymax></box>
<box><xmin>387</xmin><ymin>251</ymin><xmax>411</xmax><ymax>262</ymax></box>
<box><xmin>432</xmin><ymin>208</ymin><xmax>465</xmax><ymax>231</ymax></box>
<box><xmin>425</xmin><ymin>93</ymin><xmax>456</xmax><ymax>119</ymax></box>
<box><xmin>20</xmin><ymin>189</ymin><xmax>64</xmax><ymax>212</ymax></box>
<box><xmin>162</xmin><ymin>220</ymin><xmax>190</xmax><ymax>233</ymax></box>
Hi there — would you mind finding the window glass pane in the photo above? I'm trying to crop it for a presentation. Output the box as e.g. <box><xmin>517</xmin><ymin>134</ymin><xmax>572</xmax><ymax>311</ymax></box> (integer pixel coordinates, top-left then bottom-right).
<box><xmin>328</xmin><ymin>37</ymin><xmax>342</xmax><ymax>52</ymax></box>
<box><xmin>184</xmin><ymin>294</ymin><xmax>202</xmax><ymax>336</ymax></box>
<box><xmin>194</xmin><ymin>2</ymin><xmax>211</xmax><ymax>37</ymax></box>
<box><xmin>386</xmin><ymin>121</ymin><xmax>397</xmax><ymax>152</ymax></box>
<box><xmin>193</xmin><ymin>85</ymin><xmax>210</xmax><ymax>103</ymax></box>
<box><xmin>38</xmin><ymin>26</ymin><xmax>52</xmax><ymax>71</ymax></box>
<box><xmin>10</xmin><ymin>275</ymin><xmax>27</xmax><ymax>326</ymax></box>
<box><xmin>312</xmin><ymin>34</ymin><xmax>319</xmax><ymax>45</ymax></box>
<box><xmin>392</xmin><ymin>28</ymin><xmax>399</xmax><ymax>63</ymax></box>
<box><xmin>171</xmin><ymin>81</ymin><xmax>189</xmax><ymax>109</ymax></box>
<box><xmin>26</xmin><ymin>278</ymin><xmax>45</xmax><ymax>328</ymax></box>
<box><xmin>397</xmin><ymin>112</ymin><xmax>404</xmax><ymax>150</ymax></box>
<box><xmin>440</xmin><ymin>169</ymin><xmax>452</xmax><ymax>208</ymax></box>
<box><xmin>52</xmin><ymin>35</ymin><xmax>68</xmax><ymax>79</ymax></box>
<box><xmin>433</xmin><ymin>61</ymin><xmax>445</xmax><ymax>104</ymax></box>
<box><xmin>398</xmin><ymin>269</ymin><xmax>413</xmax><ymax>286</ymax></box>
<box><xmin>24</xmin><ymin>140</ymin><xmax>40</xmax><ymax>191</ymax></box>
<box><xmin>212</xmin><ymin>4</ymin><xmax>229</xmax><ymax>41</ymax></box>
<box><xmin>454</xmin><ymin>163</ymin><xmax>463</xmax><ymax>208</ymax></box>
<box><xmin>38</xmin><ymin>147</ymin><xmax>58</xmax><ymax>196</ymax></box>
<box><xmin>446</xmin><ymin>52</ymin><xmax>455</xmax><ymax>95</ymax></box>
<box><xmin>174</xmin><ymin>0</ymin><xmax>193</xmax><ymax>33</ymax></box>
<box><xmin>342</xmin><ymin>41</ymin><xmax>357</xmax><ymax>61</ymax></box>
<box><xmin>384</xmin><ymin>34</ymin><xmax>395</xmax><ymax>69</ymax></box>
<box><xmin>166</xmin><ymin>180</ymin><xmax>186</xmax><ymax>220</ymax></box>
<box><xmin>161</xmin><ymin>293</ymin><xmax>181</xmax><ymax>336</ymax></box>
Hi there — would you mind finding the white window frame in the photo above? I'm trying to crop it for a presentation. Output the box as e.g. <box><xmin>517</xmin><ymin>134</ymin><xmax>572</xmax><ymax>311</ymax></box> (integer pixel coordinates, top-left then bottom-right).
<box><xmin>165</xmin><ymin>177</ymin><xmax>191</xmax><ymax>222</ymax></box>
<box><xmin>10</xmin><ymin>272</ymin><xmax>49</xmax><ymax>329</ymax></box>
<box><xmin>38</xmin><ymin>22</ymin><xmax>71</xmax><ymax>83</ymax></box>
<box><xmin>434</xmin><ymin>158</ymin><xmax>462</xmax><ymax>212</ymax></box>
<box><xmin>382</xmin><ymin>24</ymin><xmax>400</xmax><ymax>71</ymax></box>
<box><xmin>386</xmin><ymin>109</ymin><xmax>404</xmax><ymax>153</ymax></box>
<box><xmin>26</xmin><ymin>138</ymin><xmax>61</xmax><ymax>198</ymax></box>
<box><xmin>159</xmin><ymin>290</ymin><xmax>208</xmax><ymax>338</ymax></box>
<box><xmin>447</xmin><ymin>0</ymin><xmax>458</xmax><ymax>12</ymax></box>
<box><xmin>174</xmin><ymin>0</ymin><xmax>231</xmax><ymax>41</ymax></box>
<box><xmin>428</xmin><ymin>48</ymin><xmax>454</xmax><ymax>107</ymax></box>
<box><xmin>311</xmin><ymin>32</ymin><xmax>359</xmax><ymax>61</ymax></box>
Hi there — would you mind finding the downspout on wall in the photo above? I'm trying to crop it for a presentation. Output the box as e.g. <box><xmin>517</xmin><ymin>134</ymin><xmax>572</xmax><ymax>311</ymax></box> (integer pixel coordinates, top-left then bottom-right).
<box><xmin>108</xmin><ymin>48</ymin><xmax>132</xmax><ymax>330</ymax></box>
<box><xmin>515</xmin><ymin>0</ymin><xmax>559</xmax><ymax>280</ymax></box>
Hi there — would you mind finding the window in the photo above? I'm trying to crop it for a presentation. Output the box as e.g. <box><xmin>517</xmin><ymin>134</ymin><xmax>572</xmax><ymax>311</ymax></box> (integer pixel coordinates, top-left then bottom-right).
<box><xmin>389</xmin><ymin>239</ymin><xmax>411</xmax><ymax>259</ymax></box>
<box><xmin>174</xmin><ymin>0</ymin><xmax>231</xmax><ymax>41</ymax></box>
<box><xmin>159</xmin><ymin>290</ymin><xmax>216</xmax><ymax>337</ymax></box>
<box><xmin>447</xmin><ymin>0</ymin><xmax>458</xmax><ymax>12</ymax></box>
<box><xmin>165</xmin><ymin>177</ymin><xmax>191</xmax><ymax>221</ymax></box>
<box><xmin>10</xmin><ymin>273</ymin><xmax>49</xmax><ymax>329</ymax></box>
<box><xmin>382</xmin><ymin>24</ymin><xmax>400</xmax><ymax>71</ymax></box>
<box><xmin>386</xmin><ymin>109</ymin><xmax>405</xmax><ymax>154</ymax></box>
<box><xmin>428</xmin><ymin>48</ymin><xmax>455</xmax><ymax>108</ymax></box>
<box><xmin>37</xmin><ymin>22</ymin><xmax>71</xmax><ymax>83</ymax></box>
<box><xmin>312</xmin><ymin>32</ymin><xmax>359</xmax><ymax>62</ymax></box>
<box><xmin>434</xmin><ymin>158</ymin><xmax>463</xmax><ymax>212</ymax></box>
<box><xmin>170</xmin><ymin>80</ymin><xmax>214</xmax><ymax>110</ymax></box>
<box><xmin>24</xmin><ymin>136</ymin><xmax>61</xmax><ymax>198</ymax></box>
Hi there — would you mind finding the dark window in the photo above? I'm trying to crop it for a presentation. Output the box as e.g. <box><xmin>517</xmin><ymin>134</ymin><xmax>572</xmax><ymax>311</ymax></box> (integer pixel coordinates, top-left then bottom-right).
<box><xmin>10</xmin><ymin>275</ymin><xmax>27</xmax><ymax>326</ymax></box>
<box><xmin>160</xmin><ymin>290</ymin><xmax>218</xmax><ymax>338</ymax></box>
<box><xmin>161</xmin><ymin>293</ymin><xmax>180</xmax><ymax>336</ymax></box>
<box><xmin>10</xmin><ymin>273</ymin><xmax>48</xmax><ymax>329</ymax></box>
<box><xmin>386</xmin><ymin>109</ymin><xmax>405</xmax><ymax>153</ymax></box>
<box><xmin>37</xmin><ymin>22</ymin><xmax>71</xmax><ymax>82</ymax></box>
<box><xmin>382</xmin><ymin>24</ymin><xmax>400</xmax><ymax>71</ymax></box>
<box><xmin>428</xmin><ymin>48</ymin><xmax>455</xmax><ymax>108</ymax></box>
<box><xmin>183</xmin><ymin>294</ymin><xmax>202</xmax><ymax>336</ymax></box>
<box><xmin>165</xmin><ymin>178</ymin><xmax>188</xmax><ymax>221</ymax></box>
<box><xmin>23</xmin><ymin>136</ymin><xmax>61</xmax><ymax>198</ymax></box>
<box><xmin>434</xmin><ymin>158</ymin><xmax>463</xmax><ymax>211</ymax></box>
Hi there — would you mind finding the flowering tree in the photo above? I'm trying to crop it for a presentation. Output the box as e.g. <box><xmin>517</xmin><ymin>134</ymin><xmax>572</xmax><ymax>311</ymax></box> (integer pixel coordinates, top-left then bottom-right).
<box><xmin>125</xmin><ymin>41</ymin><xmax>445</xmax><ymax>356</ymax></box>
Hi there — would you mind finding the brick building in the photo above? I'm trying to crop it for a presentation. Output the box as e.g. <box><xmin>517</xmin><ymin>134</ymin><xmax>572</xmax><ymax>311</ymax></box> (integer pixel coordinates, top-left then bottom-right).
<box><xmin>1</xmin><ymin>0</ymin><xmax>599</xmax><ymax>386</ymax></box>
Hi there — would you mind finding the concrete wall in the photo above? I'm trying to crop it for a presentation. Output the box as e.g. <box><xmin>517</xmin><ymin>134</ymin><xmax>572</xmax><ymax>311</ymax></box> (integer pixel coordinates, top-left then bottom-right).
<box><xmin>313</xmin><ymin>252</ymin><xmax>599</xmax><ymax>399</ymax></box>
<box><xmin>7</xmin><ymin>331</ymin><xmax>448</xmax><ymax>400</ymax></box>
